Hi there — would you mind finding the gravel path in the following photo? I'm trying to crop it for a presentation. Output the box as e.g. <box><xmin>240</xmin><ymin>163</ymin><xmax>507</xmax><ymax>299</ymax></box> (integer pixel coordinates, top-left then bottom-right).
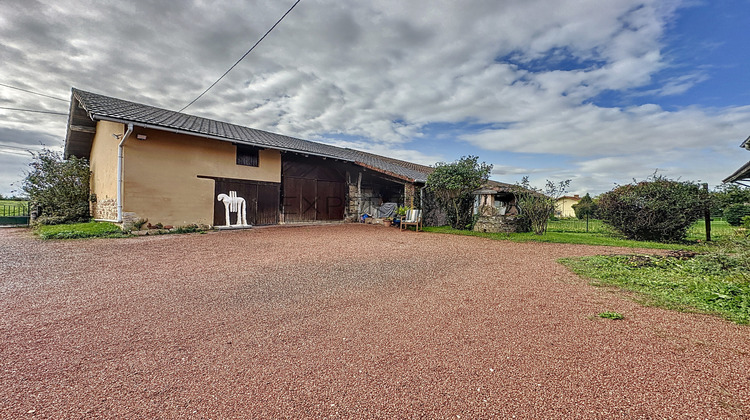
<box><xmin>0</xmin><ymin>224</ymin><xmax>748</xmax><ymax>418</ymax></box>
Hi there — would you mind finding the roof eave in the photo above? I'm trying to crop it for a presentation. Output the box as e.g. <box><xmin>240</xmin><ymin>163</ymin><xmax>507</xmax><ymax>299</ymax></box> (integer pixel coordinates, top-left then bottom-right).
<box><xmin>723</xmin><ymin>160</ymin><xmax>750</xmax><ymax>184</ymax></box>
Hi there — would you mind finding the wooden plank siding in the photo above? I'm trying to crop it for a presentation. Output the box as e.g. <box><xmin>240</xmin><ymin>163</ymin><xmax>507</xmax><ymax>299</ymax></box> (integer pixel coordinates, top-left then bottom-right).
<box><xmin>211</xmin><ymin>178</ymin><xmax>280</xmax><ymax>226</ymax></box>
<box><xmin>281</xmin><ymin>155</ymin><xmax>346</xmax><ymax>222</ymax></box>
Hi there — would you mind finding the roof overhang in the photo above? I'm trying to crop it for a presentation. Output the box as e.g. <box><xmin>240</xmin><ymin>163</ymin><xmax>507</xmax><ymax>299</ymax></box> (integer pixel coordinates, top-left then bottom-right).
<box><xmin>723</xmin><ymin>160</ymin><xmax>750</xmax><ymax>185</ymax></box>
<box><xmin>64</xmin><ymin>94</ymin><xmax>97</xmax><ymax>159</ymax></box>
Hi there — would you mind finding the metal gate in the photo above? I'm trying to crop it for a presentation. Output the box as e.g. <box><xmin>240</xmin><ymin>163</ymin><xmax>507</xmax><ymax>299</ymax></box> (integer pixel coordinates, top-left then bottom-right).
<box><xmin>213</xmin><ymin>179</ymin><xmax>280</xmax><ymax>226</ymax></box>
<box><xmin>0</xmin><ymin>203</ymin><xmax>30</xmax><ymax>226</ymax></box>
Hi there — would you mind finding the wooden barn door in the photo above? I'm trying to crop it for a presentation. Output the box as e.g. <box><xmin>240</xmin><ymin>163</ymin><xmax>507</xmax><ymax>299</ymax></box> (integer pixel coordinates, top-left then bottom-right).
<box><xmin>213</xmin><ymin>178</ymin><xmax>279</xmax><ymax>226</ymax></box>
<box><xmin>282</xmin><ymin>155</ymin><xmax>346</xmax><ymax>222</ymax></box>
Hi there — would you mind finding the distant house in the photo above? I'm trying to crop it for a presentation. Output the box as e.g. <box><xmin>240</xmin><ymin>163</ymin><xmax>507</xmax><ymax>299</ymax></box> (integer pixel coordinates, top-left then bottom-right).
<box><xmin>555</xmin><ymin>195</ymin><xmax>581</xmax><ymax>218</ymax></box>
<box><xmin>723</xmin><ymin>136</ymin><xmax>750</xmax><ymax>187</ymax></box>
<box><xmin>64</xmin><ymin>89</ymin><xmax>433</xmax><ymax>227</ymax></box>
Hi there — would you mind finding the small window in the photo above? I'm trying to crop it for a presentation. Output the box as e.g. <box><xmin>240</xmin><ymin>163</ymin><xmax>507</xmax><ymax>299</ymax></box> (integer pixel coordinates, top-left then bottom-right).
<box><xmin>236</xmin><ymin>145</ymin><xmax>259</xmax><ymax>167</ymax></box>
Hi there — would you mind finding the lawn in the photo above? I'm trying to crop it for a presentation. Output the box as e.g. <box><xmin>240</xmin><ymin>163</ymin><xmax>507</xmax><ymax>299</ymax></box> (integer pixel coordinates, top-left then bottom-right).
<box><xmin>561</xmin><ymin>242</ymin><xmax>750</xmax><ymax>324</ymax></box>
<box><xmin>36</xmin><ymin>221</ymin><xmax>125</xmax><ymax>239</ymax></box>
<box><xmin>424</xmin><ymin>225</ymin><xmax>699</xmax><ymax>250</ymax></box>
<box><xmin>546</xmin><ymin>217</ymin><xmax>739</xmax><ymax>241</ymax></box>
<box><xmin>0</xmin><ymin>200</ymin><xmax>28</xmax><ymax>217</ymax></box>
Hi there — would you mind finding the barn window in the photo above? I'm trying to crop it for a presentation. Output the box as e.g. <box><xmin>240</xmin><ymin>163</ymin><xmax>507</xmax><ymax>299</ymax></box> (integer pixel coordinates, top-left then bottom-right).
<box><xmin>236</xmin><ymin>145</ymin><xmax>259</xmax><ymax>167</ymax></box>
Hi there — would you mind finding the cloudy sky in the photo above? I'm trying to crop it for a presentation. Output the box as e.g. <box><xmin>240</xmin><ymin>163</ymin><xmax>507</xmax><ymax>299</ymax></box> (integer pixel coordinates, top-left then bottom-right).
<box><xmin>1</xmin><ymin>0</ymin><xmax>749</xmax><ymax>197</ymax></box>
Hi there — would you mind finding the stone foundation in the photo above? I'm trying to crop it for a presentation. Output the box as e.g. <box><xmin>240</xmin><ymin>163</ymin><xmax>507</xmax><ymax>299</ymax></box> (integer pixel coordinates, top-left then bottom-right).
<box><xmin>91</xmin><ymin>198</ymin><xmax>117</xmax><ymax>221</ymax></box>
<box><xmin>473</xmin><ymin>215</ymin><xmax>521</xmax><ymax>233</ymax></box>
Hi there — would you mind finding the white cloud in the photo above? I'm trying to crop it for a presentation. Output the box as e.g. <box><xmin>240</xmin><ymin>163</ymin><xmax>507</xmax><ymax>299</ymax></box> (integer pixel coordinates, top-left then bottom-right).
<box><xmin>0</xmin><ymin>0</ymin><xmax>747</xmax><ymax>196</ymax></box>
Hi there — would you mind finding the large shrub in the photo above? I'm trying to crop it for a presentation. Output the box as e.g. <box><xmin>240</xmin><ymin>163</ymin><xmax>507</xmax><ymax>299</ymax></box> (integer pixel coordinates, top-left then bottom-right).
<box><xmin>513</xmin><ymin>177</ymin><xmax>570</xmax><ymax>235</ymax></box>
<box><xmin>597</xmin><ymin>175</ymin><xmax>704</xmax><ymax>242</ymax></box>
<box><xmin>21</xmin><ymin>149</ymin><xmax>91</xmax><ymax>225</ymax></box>
<box><xmin>426</xmin><ymin>155</ymin><xmax>491</xmax><ymax>230</ymax></box>
<box><xmin>724</xmin><ymin>203</ymin><xmax>750</xmax><ymax>226</ymax></box>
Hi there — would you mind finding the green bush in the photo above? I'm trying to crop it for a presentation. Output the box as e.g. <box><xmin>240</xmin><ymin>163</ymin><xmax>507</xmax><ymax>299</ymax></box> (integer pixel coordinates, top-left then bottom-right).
<box><xmin>710</xmin><ymin>184</ymin><xmax>750</xmax><ymax>217</ymax></box>
<box><xmin>724</xmin><ymin>203</ymin><xmax>750</xmax><ymax>226</ymax></box>
<box><xmin>426</xmin><ymin>155</ymin><xmax>491</xmax><ymax>230</ymax></box>
<box><xmin>598</xmin><ymin>175</ymin><xmax>704</xmax><ymax>242</ymax></box>
<box><xmin>513</xmin><ymin>178</ymin><xmax>570</xmax><ymax>235</ymax></box>
<box><xmin>21</xmin><ymin>149</ymin><xmax>91</xmax><ymax>225</ymax></box>
<box><xmin>572</xmin><ymin>193</ymin><xmax>598</xmax><ymax>219</ymax></box>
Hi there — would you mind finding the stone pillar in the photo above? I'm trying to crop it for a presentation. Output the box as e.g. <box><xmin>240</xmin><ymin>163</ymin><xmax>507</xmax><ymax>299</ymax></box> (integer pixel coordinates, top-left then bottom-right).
<box><xmin>404</xmin><ymin>183</ymin><xmax>416</xmax><ymax>208</ymax></box>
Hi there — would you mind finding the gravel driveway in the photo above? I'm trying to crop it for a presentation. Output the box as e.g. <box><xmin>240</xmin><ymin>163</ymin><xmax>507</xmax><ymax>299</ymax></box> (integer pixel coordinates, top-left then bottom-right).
<box><xmin>1</xmin><ymin>224</ymin><xmax>748</xmax><ymax>418</ymax></box>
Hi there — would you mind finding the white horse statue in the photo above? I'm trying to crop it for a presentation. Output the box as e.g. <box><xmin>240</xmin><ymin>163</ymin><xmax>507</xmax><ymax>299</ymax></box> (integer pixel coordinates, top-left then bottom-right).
<box><xmin>217</xmin><ymin>191</ymin><xmax>248</xmax><ymax>226</ymax></box>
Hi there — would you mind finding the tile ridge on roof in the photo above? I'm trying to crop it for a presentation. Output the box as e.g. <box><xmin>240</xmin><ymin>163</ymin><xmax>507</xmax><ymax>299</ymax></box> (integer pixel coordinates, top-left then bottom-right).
<box><xmin>348</xmin><ymin>149</ymin><xmax>434</xmax><ymax>175</ymax></box>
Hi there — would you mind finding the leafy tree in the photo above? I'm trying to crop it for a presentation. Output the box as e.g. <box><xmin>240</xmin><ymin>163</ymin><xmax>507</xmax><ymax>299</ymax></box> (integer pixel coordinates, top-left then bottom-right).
<box><xmin>426</xmin><ymin>155</ymin><xmax>492</xmax><ymax>229</ymax></box>
<box><xmin>598</xmin><ymin>175</ymin><xmax>704</xmax><ymax>242</ymax></box>
<box><xmin>513</xmin><ymin>177</ymin><xmax>571</xmax><ymax>235</ymax></box>
<box><xmin>21</xmin><ymin>149</ymin><xmax>91</xmax><ymax>225</ymax></box>
<box><xmin>572</xmin><ymin>193</ymin><xmax>598</xmax><ymax>219</ymax></box>
<box><xmin>710</xmin><ymin>184</ymin><xmax>750</xmax><ymax>217</ymax></box>
<box><xmin>724</xmin><ymin>203</ymin><xmax>750</xmax><ymax>226</ymax></box>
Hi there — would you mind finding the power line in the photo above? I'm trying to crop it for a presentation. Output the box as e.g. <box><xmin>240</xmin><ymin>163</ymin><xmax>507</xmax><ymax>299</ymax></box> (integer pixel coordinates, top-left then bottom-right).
<box><xmin>179</xmin><ymin>0</ymin><xmax>303</xmax><ymax>112</ymax></box>
<box><xmin>0</xmin><ymin>144</ymin><xmax>35</xmax><ymax>151</ymax></box>
<box><xmin>0</xmin><ymin>106</ymin><xmax>68</xmax><ymax>116</ymax></box>
<box><xmin>0</xmin><ymin>82</ymin><xmax>68</xmax><ymax>102</ymax></box>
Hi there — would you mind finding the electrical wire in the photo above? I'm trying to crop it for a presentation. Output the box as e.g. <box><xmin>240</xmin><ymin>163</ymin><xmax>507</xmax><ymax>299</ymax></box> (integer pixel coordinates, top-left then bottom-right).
<box><xmin>0</xmin><ymin>106</ymin><xmax>67</xmax><ymax>116</ymax></box>
<box><xmin>178</xmin><ymin>0</ymin><xmax>302</xmax><ymax>112</ymax></box>
<box><xmin>0</xmin><ymin>82</ymin><xmax>68</xmax><ymax>102</ymax></box>
<box><xmin>0</xmin><ymin>144</ymin><xmax>36</xmax><ymax>151</ymax></box>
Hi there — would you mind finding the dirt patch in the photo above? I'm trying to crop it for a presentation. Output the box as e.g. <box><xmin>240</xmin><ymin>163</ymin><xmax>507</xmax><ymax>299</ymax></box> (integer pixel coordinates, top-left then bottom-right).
<box><xmin>0</xmin><ymin>225</ymin><xmax>748</xmax><ymax>418</ymax></box>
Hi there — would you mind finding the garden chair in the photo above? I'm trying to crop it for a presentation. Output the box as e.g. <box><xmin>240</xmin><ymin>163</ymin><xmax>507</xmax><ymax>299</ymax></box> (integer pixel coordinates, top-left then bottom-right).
<box><xmin>400</xmin><ymin>209</ymin><xmax>422</xmax><ymax>232</ymax></box>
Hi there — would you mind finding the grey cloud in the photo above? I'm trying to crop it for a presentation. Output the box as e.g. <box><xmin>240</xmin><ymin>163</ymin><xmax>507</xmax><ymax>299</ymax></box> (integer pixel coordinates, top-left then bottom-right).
<box><xmin>0</xmin><ymin>0</ymin><xmax>743</xmax><ymax>195</ymax></box>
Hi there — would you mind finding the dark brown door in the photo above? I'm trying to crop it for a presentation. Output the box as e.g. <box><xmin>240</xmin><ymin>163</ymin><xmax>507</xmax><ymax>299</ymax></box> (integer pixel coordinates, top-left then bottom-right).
<box><xmin>281</xmin><ymin>155</ymin><xmax>347</xmax><ymax>222</ymax></box>
<box><xmin>317</xmin><ymin>180</ymin><xmax>345</xmax><ymax>220</ymax></box>
<box><xmin>214</xmin><ymin>179</ymin><xmax>279</xmax><ymax>226</ymax></box>
<box><xmin>282</xmin><ymin>178</ymin><xmax>317</xmax><ymax>222</ymax></box>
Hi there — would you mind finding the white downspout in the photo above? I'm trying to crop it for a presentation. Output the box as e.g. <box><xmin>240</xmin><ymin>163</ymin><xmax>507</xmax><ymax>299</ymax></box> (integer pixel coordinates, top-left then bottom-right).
<box><xmin>116</xmin><ymin>123</ymin><xmax>134</xmax><ymax>223</ymax></box>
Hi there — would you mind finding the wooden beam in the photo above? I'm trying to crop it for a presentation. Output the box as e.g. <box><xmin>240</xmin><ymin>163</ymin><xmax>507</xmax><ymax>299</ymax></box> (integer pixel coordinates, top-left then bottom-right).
<box><xmin>69</xmin><ymin>125</ymin><xmax>96</xmax><ymax>134</ymax></box>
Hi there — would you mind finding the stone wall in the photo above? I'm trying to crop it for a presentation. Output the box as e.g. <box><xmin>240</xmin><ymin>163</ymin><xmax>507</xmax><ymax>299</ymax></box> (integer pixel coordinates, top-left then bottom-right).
<box><xmin>404</xmin><ymin>184</ymin><xmax>416</xmax><ymax>208</ymax></box>
<box><xmin>91</xmin><ymin>198</ymin><xmax>117</xmax><ymax>221</ymax></box>
<box><xmin>473</xmin><ymin>215</ymin><xmax>521</xmax><ymax>233</ymax></box>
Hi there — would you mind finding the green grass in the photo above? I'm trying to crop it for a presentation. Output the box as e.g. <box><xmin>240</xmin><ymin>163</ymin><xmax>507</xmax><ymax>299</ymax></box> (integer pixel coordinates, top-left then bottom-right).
<box><xmin>0</xmin><ymin>200</ymin><xmax>28</xmax><ymax>217</ymax></box>
<box><xmin>425</xmin><ymin>218</ymin><xmax>743</xmax><ymax>250</ymax></box>
<box><xmin>36</xmin><ymin>221</ymin><xmax>126</xmax><ymax>240</ymax></box>
<box><xmin>561</xmin><ymin>244</ymin><xmax>750</xmax><ymax>324</ymax></box>
<box><xmin>548</xmin><ymin>218</ymin><xmax>740</xmax><ymax>241</ymax></box>
<box><xmin>546</xmin><ymin>218</ymin><xmax>614</xmax><ymax>234</ymax></box>
<box><xmin>423</xmin><ymin>226</ymin><xmax>696</xmax><ymax>250</ymax></box>
<box><xmin>686</xmin><ymin>219</ymin><xmax>741</xmax><ymax>241</ymax></box>
<box><xmin>598</xmin><ymin>311</ymin><xmax>625</xmax><ymax>320</ymax></box>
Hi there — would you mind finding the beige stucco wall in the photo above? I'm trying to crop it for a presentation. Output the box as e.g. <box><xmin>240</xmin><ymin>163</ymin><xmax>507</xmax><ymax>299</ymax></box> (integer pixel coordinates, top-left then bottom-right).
<box><xmin>87</xmin><ymin>123</ymin><xmax>282</xmax><ymax>226</ymax></box>
<box><xmin>89</xmin><ymin>121</ymin><xmax>122</xmax><ymax>220</ymax></box>
<box><xmin>555</xmin><ymin>197</ymin><xmax>580</xmax><ymax>218</ymax></box>
<box><xmin>123</xmin><ymin>127</ymin><xmax>281</xmax><ymax>226</ymax></box>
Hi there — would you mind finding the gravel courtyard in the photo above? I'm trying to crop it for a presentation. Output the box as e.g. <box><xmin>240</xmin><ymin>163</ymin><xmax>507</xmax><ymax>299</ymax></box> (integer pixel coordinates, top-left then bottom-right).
<box><xmin>0</xmin><ymin>224</ymin><xmax>748</xmax><ymax>418</ymax></box>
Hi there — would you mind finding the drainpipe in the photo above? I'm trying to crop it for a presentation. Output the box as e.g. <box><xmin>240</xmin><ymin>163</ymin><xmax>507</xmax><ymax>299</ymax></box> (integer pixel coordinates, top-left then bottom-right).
<box><xmin>116</xmin><ymin>123</ymin><xmax>134</xmax><ymax>223</ymax></box>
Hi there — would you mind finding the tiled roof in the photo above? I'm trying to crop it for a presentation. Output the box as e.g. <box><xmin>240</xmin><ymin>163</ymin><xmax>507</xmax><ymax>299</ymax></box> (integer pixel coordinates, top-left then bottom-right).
<box><xmin>66</xmin><ymin>88</ymin><xmax>432</xmax><ymax>183</ymax></box>
<box><xmin>723</xmin><ymin>159</ymin><xmax>750</xmax><ymax>183</ymax></box>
